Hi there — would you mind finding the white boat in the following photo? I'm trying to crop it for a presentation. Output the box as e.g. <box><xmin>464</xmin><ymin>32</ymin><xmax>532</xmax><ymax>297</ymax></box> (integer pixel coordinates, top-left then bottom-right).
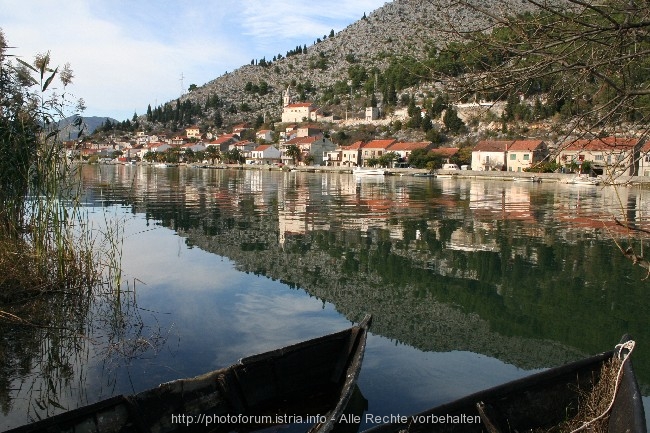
<box><xmin>353</xmin><ymin>167</ymin><xmax>387</xmax><ymax>176</ymax></box>
<box><xmin>513</xmin><ymin>175</ymin><xmax>541</xmax><ymax>183</ymax></box>
<box><xmin>564</xmin><ymin>175</ymin><xmax>600</xmax><ymax>185</ymax></box>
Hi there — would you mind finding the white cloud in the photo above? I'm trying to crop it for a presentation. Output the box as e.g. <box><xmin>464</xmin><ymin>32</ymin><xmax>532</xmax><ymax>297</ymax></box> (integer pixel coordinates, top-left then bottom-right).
<box><xmin>1</xmin><ymin>0</ymin><xmax>386</xmax><ymax>120</ymax></box>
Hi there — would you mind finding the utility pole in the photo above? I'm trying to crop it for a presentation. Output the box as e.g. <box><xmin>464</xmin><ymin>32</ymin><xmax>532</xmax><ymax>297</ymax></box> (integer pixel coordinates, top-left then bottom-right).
<box><xmin>179</xmin><ymin>72</ymin><xmax>185</xmax><ymax>96</ymax></box>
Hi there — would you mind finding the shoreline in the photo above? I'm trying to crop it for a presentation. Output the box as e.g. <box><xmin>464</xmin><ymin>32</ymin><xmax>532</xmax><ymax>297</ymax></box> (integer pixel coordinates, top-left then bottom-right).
<box><xmin>99</xmin><ymin>161</ymin><xmax>650</xmax><ymax>186</ymax></box>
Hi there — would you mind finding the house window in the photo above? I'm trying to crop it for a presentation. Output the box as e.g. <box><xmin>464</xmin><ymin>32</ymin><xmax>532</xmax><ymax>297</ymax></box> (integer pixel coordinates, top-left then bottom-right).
<box><xmin>523</xmin><ymin>154</ymin><xmax>529</xmax><ymax>160</ymax></box>
<box><xmin>595</xmin><ymin>155</ymin><xmax>604</xmax><ymax>161</ymax></box>
<box><xmin>510</xmin><ymin>154</ymin><xmax>516</xmax><ymax>160</ymax></box>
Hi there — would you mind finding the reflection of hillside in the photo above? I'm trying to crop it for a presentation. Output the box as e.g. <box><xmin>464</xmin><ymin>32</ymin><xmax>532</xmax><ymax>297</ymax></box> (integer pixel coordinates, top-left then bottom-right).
<box><xmin>83</xmin><ymin>166</ymin><xmax>650</xmax><ymax>384</ymax></box>
<box><xmin>184</xmin><ymin>224</ymin><xmax>588</xmax><ymax>370</ymax></box>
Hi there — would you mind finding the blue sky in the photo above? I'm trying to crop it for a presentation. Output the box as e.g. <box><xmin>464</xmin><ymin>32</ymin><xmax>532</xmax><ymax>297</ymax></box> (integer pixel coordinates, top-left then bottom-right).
<box><xmin>1</xmin><ymin>0</ymin><xmax>387</xmax><ymax>121</ymax></box>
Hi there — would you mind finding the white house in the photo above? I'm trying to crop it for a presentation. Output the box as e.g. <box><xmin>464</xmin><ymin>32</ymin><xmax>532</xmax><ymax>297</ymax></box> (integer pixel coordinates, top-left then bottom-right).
<box><xmin>281</xmin><ymin>87</ymin><xmax>321</xmax><ymax>123</ymax></box>
<box><xmin>139</xmin><ymin>142</ymin><xmax>171</xmax><ymax>159</ymax></box>
<box><xmin>558</xmin><ymin>136</ymin><xmax>643</xmax><ymax>176</ymax></box>
<box><xmin>507</xmin><ymin>140</ymin><xmax>548</xmax><ymax>172</ymax></box>
<box><xmin>471</xmin><ymin>140</ymin><xmax>511</xmax><ymax>171</ymax></box>
<box><xmin>250</xmin><ymin>145</ymin><xmax>281</xmax><ymax>164</ymax></box>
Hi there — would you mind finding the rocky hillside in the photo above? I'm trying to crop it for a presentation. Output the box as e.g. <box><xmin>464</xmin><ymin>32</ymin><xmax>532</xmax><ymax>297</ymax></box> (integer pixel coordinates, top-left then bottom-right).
<box><xmin>154</xmin><ymin>0</ymin><xmax>544</xmax><ymax>130</ymax></box>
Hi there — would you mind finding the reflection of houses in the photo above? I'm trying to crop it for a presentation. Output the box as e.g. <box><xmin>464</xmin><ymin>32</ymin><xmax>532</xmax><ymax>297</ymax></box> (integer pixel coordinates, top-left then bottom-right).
<box><xmin>557</xmin><ymin>136</ymin><xmax>643</xmax><ymax>176</ymax></box>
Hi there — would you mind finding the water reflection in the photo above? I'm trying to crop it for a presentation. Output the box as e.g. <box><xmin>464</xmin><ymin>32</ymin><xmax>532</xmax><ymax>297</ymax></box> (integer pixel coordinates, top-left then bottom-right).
<box><xmin>3</xmin><ymin>164</ymin><xmax>649</xmax><ymax>429</ymax></box>
<box><xmin>84</xmin><ymin>166</ymin><xmax>650</xmax><ymax>369</ymax></box>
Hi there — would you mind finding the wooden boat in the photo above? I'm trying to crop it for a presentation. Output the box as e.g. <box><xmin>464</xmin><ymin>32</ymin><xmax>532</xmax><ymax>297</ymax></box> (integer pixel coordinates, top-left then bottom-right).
<box><xmin>9</xmin><ymin>314</ymin><xmax>372</xmax><ymax>433</ymax></box>
<box><xmin>362</xmin><ymin>335</ymin><xmax>645</xmax><ymax>433</ymax></box>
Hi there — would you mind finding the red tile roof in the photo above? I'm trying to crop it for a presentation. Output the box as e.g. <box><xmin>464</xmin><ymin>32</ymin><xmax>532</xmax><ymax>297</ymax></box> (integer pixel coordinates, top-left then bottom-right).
<box><xmin>429</xmin><ymin>147</ymin><xmax>459</xmax><ymax>157</ymax></box>
<box><xmin>474</xmin><ymin>140</ymin><xmax>513</xmax><ymax>152</ymax></box>
<box><xmin>563</xmin><ymin>137</ymin><xmax>641</xmax><ymax>151</ymax></box>
<box><xmin>508</xmin><ymin>140</ymin><xmax>545</xmax><ymax>151</ymax></box>
<box><xmin>364</xmin><ymin>139</ymin><xmax>397</xmax><ymax>149</ymax></box>
<box><xmin>286</xmin><ymin>136</ymin><xmax>318</xmax><ymax>145</ymax></box>
<box><xmin>389</xmin><ymin>141</ymin><xmax>432</xmax><ymax>151</ymax></box>
<box><xmin>342</xmin><ymin>141</ymin><xmax>365</xmax><ymax>150</ymax></box>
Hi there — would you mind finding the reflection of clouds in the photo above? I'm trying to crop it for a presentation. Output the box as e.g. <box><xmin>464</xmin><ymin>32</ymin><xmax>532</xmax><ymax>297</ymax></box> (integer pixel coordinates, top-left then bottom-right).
<box><xmin>218</xmin><ymin>289</ymin><xmax>347</xmax><ymax>364</ymax></box>
<box><xmin>361</xmin><ymin>335</ymin><xmax>539</xmax><ymax>422</ymax></box>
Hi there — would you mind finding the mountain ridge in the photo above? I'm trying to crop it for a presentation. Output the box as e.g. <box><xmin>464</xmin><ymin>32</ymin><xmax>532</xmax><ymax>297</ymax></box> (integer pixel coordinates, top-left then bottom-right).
<box><xmin>144</xmin><ymin>0</ymin><xmax>542</xmax><ymax>132</ymax></box>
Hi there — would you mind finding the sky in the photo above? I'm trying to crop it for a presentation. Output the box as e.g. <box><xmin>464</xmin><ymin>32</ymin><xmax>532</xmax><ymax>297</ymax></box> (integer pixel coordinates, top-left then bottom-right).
<box><xmin>1</xmin><ymin>0</ymin><xmax>388</xmax><ymax>121</ymax></box>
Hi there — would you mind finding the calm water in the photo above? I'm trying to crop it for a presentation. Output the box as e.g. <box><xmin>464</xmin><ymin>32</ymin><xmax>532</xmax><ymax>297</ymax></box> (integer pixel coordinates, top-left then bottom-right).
<box><xmin>2</xmin><ymin>165</ymin><xmax>650</xmax><ymax>430</ymax></box>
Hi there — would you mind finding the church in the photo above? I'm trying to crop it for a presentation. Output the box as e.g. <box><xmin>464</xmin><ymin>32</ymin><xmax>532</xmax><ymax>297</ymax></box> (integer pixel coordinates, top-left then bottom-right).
<box><xmin>281</xmin><ymin>87</ymin><xmax>321</xmax><ymax>123</ymax></box>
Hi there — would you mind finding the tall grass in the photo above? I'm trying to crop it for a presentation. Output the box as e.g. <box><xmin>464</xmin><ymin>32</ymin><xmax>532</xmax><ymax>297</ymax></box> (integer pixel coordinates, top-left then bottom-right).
<box><xmin>0</xmin><ymin>33</ymin><xmax>96</xmax><ymax>298</ymax></box>
<box><xmin>0</xmin><ymin>30</ymin><xmax>139</xmax><ymax>421</ymax></box>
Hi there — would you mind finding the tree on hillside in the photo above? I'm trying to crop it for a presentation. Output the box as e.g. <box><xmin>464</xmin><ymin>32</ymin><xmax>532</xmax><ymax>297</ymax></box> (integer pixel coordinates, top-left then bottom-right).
<box><xmin>429</xmin><ymin>0</ymin><xmax>650</xmax><ymax>144</ymax></box>
<box><xmin>429</xmin><ymin>0</ymin><xmax>650</xmax><ymax>271</ymax></box>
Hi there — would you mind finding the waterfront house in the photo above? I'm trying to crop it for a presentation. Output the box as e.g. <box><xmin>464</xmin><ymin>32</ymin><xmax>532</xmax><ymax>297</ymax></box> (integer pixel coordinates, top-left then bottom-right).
<box><xmin>324</xmin><ymin>141</ymin><xmax>365</xmax><ymax>167</ymax></box>
<box><xmin>250</xmin><ymin>144</ymin><xmax>281</xmax><ymax>165</ymax></box>
<box><xmin>282</xmin><ymin>136</ymin><xmax>336</xmax><ymax>166</ymax></box>
<box><xmin>638</xmin><ymin>141</ymin><xmax>650</xmax><ymax>176</ymax></box>
<box><xmin>207</xmin><ymin>134</ymin><xmax>239</xmax><ymax>152</ymax></box>
<box><xmin>181</xmin><ymin>142</ymin><xmax>206</xmax><ymax>153</ymax></box>
<box><xmin>557</xmin><ymin>136</ymin><xmax>643</xmax><ymax>176</ymax></box>
<box><xmin>341</xmin><ymin>141</ymin><xmax>366</xmax><ymax>167</ymax></box>
<box><xmin>140</xmin><ymin>142</ymin><xmax>171</xmax><ymax>159</ymax></box>
<box><xmin>389</xmin><ymin>142</ymin><xmax>434</xmax><ymax>166</ymax></box>
<box><xmin>471</xmin><ymin>140</ymin><xmax>512</xmax><ymax>171</ymax></box>
<box><xmin>428</xmin><ymin>147</ymin><xmax>459</xmax><ymax>164</ymax></box>
<box><xmin>507</xmin><ymin>140</ymin><xmax>548</xmax><ymax>172</ymax></box>
<box><xmin>230</xmin><ymin>141</ymin><xmax>257</xmax><ymax>160</ymax></box>
<box><xmin>361</xmin><ymin>139</ymin><xmax>397</xmax><ymax>166</ymax></box>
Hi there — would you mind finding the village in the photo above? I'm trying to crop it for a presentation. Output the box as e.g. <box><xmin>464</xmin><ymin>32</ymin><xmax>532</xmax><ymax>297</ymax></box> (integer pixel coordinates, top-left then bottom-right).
<box><xmin>67</xmin><ymin>88</ymin><xmax>650</xmax><ymax>179</ymax></box>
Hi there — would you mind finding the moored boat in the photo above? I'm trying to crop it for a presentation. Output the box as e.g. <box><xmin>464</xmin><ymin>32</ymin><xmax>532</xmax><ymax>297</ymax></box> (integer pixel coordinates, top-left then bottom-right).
<box><xmin>353</xmin><ymin>167</ymin><xmax>387</xmax><ymax>176</ymax></box>
<box><xmin>9</xmin><ymin>314</ymin><xmax>372</xmax><ymax>433</ymax></box>
<box><xmin>564</xmin><ymin>175</ymin><xmax>601</xmax><ymax>185</ymax></box>
<box><xmin>513</xmin><ymin>175</ymin><xmax>541</xmax><ymax>183</ymax></box>
<box><xmin>362</xmin><ymin>335</ymin><xmax>645</xmax><ymax>433</ymax></box>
